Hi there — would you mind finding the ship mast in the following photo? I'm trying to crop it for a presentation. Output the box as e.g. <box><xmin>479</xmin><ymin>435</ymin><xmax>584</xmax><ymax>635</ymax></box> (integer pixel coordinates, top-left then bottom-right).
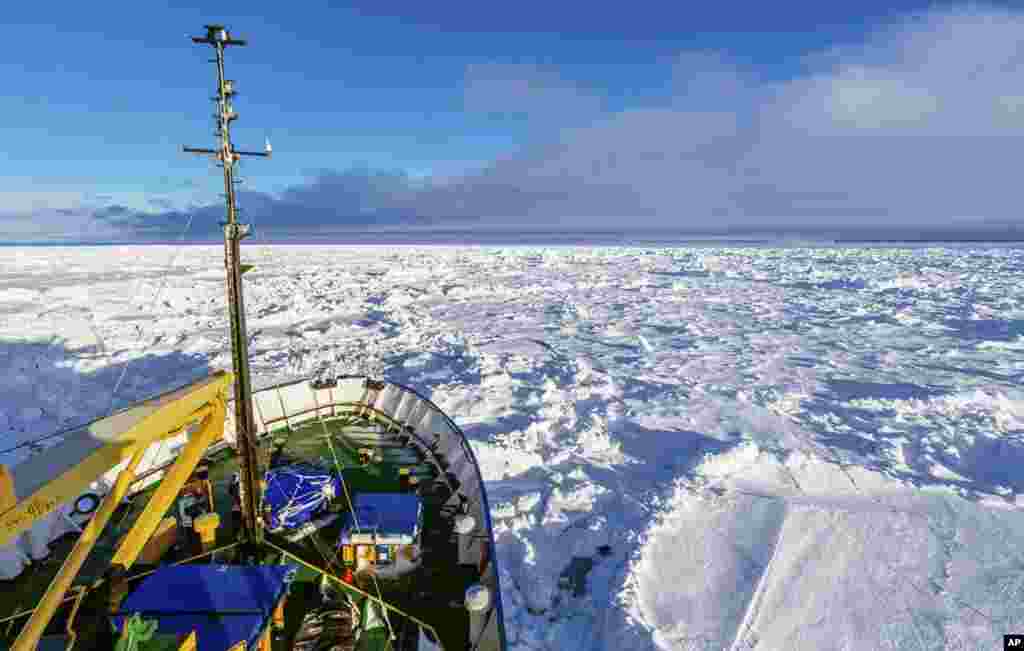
<box><xmin>184</xmin><ymin>24</ymin><xmax>270</xmax><ymax>551</ymax></box>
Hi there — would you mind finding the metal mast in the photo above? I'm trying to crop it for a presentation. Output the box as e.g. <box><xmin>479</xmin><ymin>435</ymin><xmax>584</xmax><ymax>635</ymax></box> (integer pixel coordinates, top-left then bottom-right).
<box><xmin>184</xmin><ymin>24</ymin><xmax>270</xmax><ymax>550</ymax></box>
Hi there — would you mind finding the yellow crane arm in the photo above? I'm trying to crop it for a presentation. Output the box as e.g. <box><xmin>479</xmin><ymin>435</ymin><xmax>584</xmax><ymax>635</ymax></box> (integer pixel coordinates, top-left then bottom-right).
<box><xmin>0</xmin><ymin>370</ymin><xmax>234</xmax><ymax>651</ymax></box>
<box><xmin>0</xmin><ymin>370</ymin><xmax>232</xmax><ymax>548</ymax></box>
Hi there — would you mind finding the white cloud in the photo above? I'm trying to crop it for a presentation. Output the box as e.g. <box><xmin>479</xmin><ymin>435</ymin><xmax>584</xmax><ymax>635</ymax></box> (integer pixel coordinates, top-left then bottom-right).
<box><xmin>0</xmin><ymin>208</ymin><xmax>126</xmax><ymax>240</ymax></box>
<box><xmin>442</xmin><ymin>6</ymin><xmax>1024</xmax><ymax>232</ymax></box>
<box><xmin>462</xmin><ymin>62</ymin><xmax>605</xmax><ymax>125</ymax></box>
<box><xmin>19</xmin><ymin>6</ymin><xmax>1024</xmax><ymax>238</ymax></box>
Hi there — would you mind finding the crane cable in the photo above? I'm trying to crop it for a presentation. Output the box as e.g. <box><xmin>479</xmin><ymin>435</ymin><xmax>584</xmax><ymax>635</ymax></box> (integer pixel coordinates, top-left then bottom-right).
<box><xmin>317</xmin><ymin>414</ymin><xmax>397</xmax><ymax>648</ymax></box>
<box><xmin>106</xmin><ymin>211</ymin><xmax>197</xmax><ymax>416</ymax></box>
<box><xmin>0</xmin><ymin>210</ymin><xmax>198</xmax><ymax>459</ymax></box>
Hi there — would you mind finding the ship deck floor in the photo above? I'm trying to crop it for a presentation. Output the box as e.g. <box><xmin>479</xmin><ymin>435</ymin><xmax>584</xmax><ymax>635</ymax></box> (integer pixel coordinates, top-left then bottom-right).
<box><xmin>0</xmin><ymin>415</ymin><xmax>472</xmax><ymax>651</ymax></box>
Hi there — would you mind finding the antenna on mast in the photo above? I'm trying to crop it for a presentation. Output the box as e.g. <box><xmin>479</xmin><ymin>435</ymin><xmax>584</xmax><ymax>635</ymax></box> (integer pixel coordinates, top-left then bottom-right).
<box><xmin>184</xmin><ymin>24</ymin><xmax>270</xmax><ymax>556</ymax></box>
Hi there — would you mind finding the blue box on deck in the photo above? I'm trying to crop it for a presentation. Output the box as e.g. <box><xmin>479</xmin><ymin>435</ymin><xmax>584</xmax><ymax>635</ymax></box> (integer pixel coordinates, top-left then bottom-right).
<box><xmin>337</xmin><ymin>492</ymin><xmax>422</xmax><ymax>547</ymax></box>
<box><xmin>111</xmin><ymin>565</ymin><xmax>294</xmax><ymax>651</ymax></box>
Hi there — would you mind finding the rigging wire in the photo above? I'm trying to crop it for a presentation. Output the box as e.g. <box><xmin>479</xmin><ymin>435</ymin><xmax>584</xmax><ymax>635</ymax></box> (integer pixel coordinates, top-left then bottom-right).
<box><xmin>0</xmin><ymin>423</ymin><xmax>84</xmax><ymax>456</ymax></box>
<box><xmin>106</xmin><ymin>211</ymin><xmax>197</xmax><ymax>417</ymax></box>
<box><xmin>0</xmin><ymin>211</ymin><xmax>198</xmax><ymax>458</ymax></box>
<box><xmin>103</xmin><ymin>211</ymin><xmax>200</xmax><ymax>533</ymax></box>
<box><xmin>263</xmin><ymin>435</ymin><xmax>348</xmax><ymax>577</ymax></box>
<box><xmin>264</xmin><ymin>462</ymin><xmax>336</xmax><ymax>531</ymax></box>
<box><xmin>316</xmin><ymin>414</ymin><xmax>398</xmax><ymax>646</ymax></box>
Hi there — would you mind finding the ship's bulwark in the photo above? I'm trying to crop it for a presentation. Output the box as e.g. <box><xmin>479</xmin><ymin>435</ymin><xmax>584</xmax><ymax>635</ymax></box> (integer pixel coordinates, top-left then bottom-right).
<box><xmin>222</xmin><ymin>375</ymin><xmax>508</xmax><ymax>651</ymax></box>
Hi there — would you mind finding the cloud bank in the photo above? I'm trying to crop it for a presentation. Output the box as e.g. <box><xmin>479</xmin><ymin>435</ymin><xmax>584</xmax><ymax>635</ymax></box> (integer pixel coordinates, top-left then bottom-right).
<box><xmin>13</xmin><ymin>6</ymin><xmax>1024</xmax><ymax>240</ymax></box>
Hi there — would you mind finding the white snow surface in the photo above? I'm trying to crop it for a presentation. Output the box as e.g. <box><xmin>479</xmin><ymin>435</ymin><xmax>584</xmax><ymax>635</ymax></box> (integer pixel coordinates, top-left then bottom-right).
<box><xmin>2</xmin><ymin>243</ymin><xmax>1024</xmax><ymax>649</ymax></box>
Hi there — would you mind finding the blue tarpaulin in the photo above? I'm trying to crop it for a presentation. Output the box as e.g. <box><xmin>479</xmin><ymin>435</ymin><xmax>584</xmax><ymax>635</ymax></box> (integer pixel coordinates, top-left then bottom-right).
<box><xmin>112</xmin><ymin>565</ymin><xmax>294</xmax><ymax>651</ymax></box>
<box><xmin>262</xmin><ymin>462</ymin><xmax>341</xmax><ymax>531</ymax></box>
<box><xmin>337</xmin><ymin>492</ymin><xmax>422</xmax><ymax>546</ymax></box>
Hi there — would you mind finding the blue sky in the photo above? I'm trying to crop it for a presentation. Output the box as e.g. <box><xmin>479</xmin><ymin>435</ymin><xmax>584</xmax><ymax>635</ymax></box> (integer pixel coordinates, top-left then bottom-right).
<box><xmin>2</xmin><ymin>1</ymin><xmax>1022</xmax><ymax>240</ymax></box>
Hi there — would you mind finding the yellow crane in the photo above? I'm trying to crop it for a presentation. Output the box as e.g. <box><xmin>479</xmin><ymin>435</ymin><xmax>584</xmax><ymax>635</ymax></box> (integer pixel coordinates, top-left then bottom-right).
<box><xmin>0</xmin><ymin>371</ymin><xmax>233</xmax><ymax>651</ymax></box>
<box><xmin>0</xmin><ymin>22</ymin><xmax>506</xmax><ymax>651</ymax></box>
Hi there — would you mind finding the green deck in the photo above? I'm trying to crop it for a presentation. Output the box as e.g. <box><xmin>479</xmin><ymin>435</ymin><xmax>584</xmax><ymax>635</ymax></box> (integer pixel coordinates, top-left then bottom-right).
<box><xmin>0</xmin><ymin>415</ymin><xmax>473</xmax><ymax>651</ymax></box>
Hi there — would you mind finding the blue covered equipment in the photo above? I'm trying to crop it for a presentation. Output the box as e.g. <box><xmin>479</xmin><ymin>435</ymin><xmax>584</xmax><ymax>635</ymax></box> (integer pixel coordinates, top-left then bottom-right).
<box><xmin>262</xmin><ymin>462</ymin><xmax>341</xmax><ymax>531</ymax></box>
<box><xmin>111</xmin><ymin>565</ymin><xmax>294</xmax><ymax>651</ymax></box>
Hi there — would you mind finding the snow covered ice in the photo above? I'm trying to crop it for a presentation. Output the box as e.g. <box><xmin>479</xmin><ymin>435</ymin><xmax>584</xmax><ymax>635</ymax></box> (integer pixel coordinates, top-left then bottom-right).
<box><xmin>2</xmin><ymin>242</ymin><xmax>1024</xmax><ymax>649</ymax></box>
